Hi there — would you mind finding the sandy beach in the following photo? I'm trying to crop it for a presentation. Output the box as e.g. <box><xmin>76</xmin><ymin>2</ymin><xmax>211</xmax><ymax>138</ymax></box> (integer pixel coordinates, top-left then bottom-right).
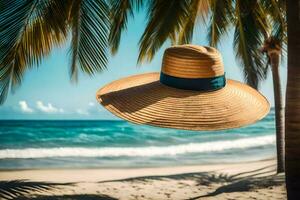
<box><xmin>0</xmin><ymin>158</ymin><xmax>286</xmax><ymax>200</ymax></box>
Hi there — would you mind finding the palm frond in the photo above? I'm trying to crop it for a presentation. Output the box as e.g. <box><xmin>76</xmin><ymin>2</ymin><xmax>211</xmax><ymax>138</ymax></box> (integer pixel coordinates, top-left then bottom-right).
<box><xmin>0</xmin><ymin>0</ymin><xmax>37</xmax><ymax>104</ymax></box>
<box><xmin>69</xmin><ymin>1</ymin><xmax>81</xmax><ymax>82</ymax></box>
<box><xmin>177</xmin><ymin>0</ymin><xmax>201</xmax><ymax>45</ymax></box>
<box><xmin>109</xmin><ymin>0</ymin><xmax>144</xmax><ymax>55</ymax></box>
<box><xmin>0</xmin><ymin>0</ymin><xmax>69</xmax><ymax>104</ymax></box>
<box><xmin>208</xmin><ymin>0</ymin><xmax>233</xmax><ymax>47</ymax></box>
<box><xmin>69</xmin><ymin>0</ymin><xmax>110</xmax><ymax>81</ymax></box>
<box><xmin>233</xmin><ymin>0</ymin><xmax>269</xmax><ymax>89</ymax></box>
<box><xmin>196</xmin><ymin>0</ymin><xmax>210</xmax><ymax>20</ymax></box>
<box><xmin>262</xmin><ymin>0</ymin><xmax>287</xmax><ymax>54</ymax></box>
<box><xmin>138</xmin><ymin>0</ymin><xmax>190</xmax><ymax>63</ymax></box>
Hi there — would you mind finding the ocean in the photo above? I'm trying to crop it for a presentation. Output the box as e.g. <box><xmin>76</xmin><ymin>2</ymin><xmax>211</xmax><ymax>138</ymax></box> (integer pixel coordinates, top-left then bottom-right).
<box><xmin>0</xmin><ymin>109</ymin><xmax>276</xmax><ymax>169</ymax></box>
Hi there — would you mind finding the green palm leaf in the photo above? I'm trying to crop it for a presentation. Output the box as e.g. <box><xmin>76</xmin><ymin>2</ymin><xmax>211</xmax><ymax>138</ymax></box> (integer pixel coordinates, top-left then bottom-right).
<box><xmin>177</xmin><ymin>0</ymin><xmax>205</xmax><ymax>45</ymax></box>
<box><xmin>208</xmin><ymin>0</ymin><xmax>233</xmax><ymax>47</ymax></box>
<box><xmin>0</xmin><ymin>0</ymin><xmax>69</xmax><ymax>104</ymax></box>
<box><xmin>69</xmin><ymin>0</ymin><xmax>110</xmax><ymax>81</ymax></box>
<box><xmin>109</xmin><ymin>0</ymin><xmax>144</xmax><ymax>55</ymax></box>
<box><xmin>233</xmin><ymin>0</ymin><xmax>269</xmax><ymax>88</ymax></box>
<box><xmin>262</xmin><ymin>0</ymin><xmax>287</xmax><ymax>53</ymax></box>
<box><xmin>138</xmin><ymin>0</ymin><xmax>190</xmax><ymax>63</ymax></box>
<box><xmin>0</xmin><ymin>0</ymin><xmax>110</xmax><ymax>103</ymax></box>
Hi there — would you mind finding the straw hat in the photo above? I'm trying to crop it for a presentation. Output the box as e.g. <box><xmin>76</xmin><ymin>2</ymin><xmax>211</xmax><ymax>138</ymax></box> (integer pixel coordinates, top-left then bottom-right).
<box><xmin>97</xmin><ymin>45</ymin><xmax>270</xmax><ymax>130</ymax></box>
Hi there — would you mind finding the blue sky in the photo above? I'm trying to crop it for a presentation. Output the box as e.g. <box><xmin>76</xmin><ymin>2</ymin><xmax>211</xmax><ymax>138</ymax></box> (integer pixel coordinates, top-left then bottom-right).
<box><xmin>0</xmin><ymin>12</ymin><xmax>287</xmax><ymax>120</ymax></box>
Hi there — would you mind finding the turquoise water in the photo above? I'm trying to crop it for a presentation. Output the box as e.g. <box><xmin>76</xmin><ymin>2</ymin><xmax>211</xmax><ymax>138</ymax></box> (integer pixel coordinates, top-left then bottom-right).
<box><xmin>0</xmin><ymin>109</ymin><xmax>276</xmax><ymax>169</ymax></box>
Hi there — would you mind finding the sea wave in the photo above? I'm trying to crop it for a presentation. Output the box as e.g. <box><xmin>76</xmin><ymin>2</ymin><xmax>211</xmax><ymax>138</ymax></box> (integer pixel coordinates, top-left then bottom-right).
<box><xmin>0</xmin><ymin>135</ymin><xmax>275</xmax><ymax>159</ymax></box>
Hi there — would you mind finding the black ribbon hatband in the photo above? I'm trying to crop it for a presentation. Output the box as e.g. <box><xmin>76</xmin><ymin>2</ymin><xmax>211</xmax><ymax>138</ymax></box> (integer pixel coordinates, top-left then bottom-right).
<box><xmin>160</xmin><ymin>72</ymin><xmax>226</xmax><ymax>91</ymax></box>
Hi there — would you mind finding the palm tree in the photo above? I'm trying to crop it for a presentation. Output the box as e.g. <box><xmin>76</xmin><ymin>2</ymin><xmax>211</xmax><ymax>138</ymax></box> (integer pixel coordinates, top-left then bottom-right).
<box><xmin>0</xmin><ymin>0</ymin><xmax>110</xmax><ymax>104</ymax></box>
<box><xmin>109</xmin><ymin>0</ymin><xmax>287</xmax><ymax>173</ymax></box>
<box><xmin>110</xmin><ymin>0</ymin><xmax>270</xmax><ymax>89</ymax></box>
<box><xmin>285</xmin><ymin>0</ymin><xmax>300</xmax><ymax>198</ymax></box>
<box><xmin>261</xmin><ymin>36</ymin><xmax>284</xmax><ymax>173</ymax></box>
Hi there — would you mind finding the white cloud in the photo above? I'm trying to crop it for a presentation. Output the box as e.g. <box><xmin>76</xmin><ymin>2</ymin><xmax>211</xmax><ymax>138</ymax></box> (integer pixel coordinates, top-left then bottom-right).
<box><xmin>88</xmin><ymin>102</ymin><xmax>95</xmax><ymax>107</ymax></box>
<box><xmin>19</xmin><ymin>101</ymin><xmax>34</xmax><ymax>113</ymax></box>
<box><xmin>76</xmin><ymin>102</ymin><xmax>99</xmax><ymax>115</ymax></box>
<box><xmin>76</xmin><ymin>109</ymin><xmax>89</xmax><ymax>115</ymax></box>
<box><xmin>36</xmin><ymin>101</ymin><xmax>64</xmax><ymax>113</ymax></box>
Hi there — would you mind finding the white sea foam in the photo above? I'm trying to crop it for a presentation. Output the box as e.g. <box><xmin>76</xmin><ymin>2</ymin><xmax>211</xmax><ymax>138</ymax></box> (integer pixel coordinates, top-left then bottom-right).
<box><xmin>0</xmin><ymin>135</ymin><xmax>275</xmax><ymax>159</ymax></box>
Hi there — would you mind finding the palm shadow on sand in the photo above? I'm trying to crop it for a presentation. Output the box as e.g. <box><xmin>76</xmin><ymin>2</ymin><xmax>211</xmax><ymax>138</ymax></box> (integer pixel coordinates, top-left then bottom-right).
<box><xmin>0</xmin><ymin>164</ymin><xmax>284</xmax><ymax>200</ymax></box>
<box><xmin>98</xmin><ymin>164</ymin><xmax>284</xmax><ymax>199</ymax></box>
<box><xmin>0</xmin><ymin>180</ymin><xmax>117</xmax><ymax>200</ymax></box>
<box><xmin>186</xmin><ymin>173</ymin><xmax>284</xmax><ymax>199</ymax></box>
<box><xmin>14</xmin><ymin>194</ymin><xmax>117</xmax><ymax>200</ymax></box>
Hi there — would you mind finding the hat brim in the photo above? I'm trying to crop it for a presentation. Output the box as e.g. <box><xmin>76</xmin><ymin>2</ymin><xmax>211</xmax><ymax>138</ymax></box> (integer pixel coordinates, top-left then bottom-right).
<box><xmin>96</xmin><ymin>72</ymin><xmax>270</xmax><ymax>131</ymax></box>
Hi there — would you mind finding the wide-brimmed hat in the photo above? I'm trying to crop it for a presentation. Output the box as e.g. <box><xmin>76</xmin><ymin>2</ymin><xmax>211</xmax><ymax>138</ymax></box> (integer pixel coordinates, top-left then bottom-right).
<box><xmin>96</xmin><ymin>45</ymin><xmax>270</xmax><ymax>130</ymax></box>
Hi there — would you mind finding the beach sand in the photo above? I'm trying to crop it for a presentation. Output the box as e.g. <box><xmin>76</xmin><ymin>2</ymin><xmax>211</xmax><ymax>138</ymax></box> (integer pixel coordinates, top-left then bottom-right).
<box><xmin>0</xmin><ymin>158</ymin><xmax>286</xmax><ymax>199</ymax></box>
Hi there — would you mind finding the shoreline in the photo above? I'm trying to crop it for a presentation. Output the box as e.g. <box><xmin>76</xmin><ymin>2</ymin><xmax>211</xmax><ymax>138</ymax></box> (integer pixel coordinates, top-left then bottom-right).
<box><xmin>0</xmin><ymin>157</ymin><xmax>276</xmax><ymax>171</ymax></box>
<box><xmin>0</xmin><ymin>156</ymin><xmax>276</xmax><ymax>169</ymax></box>
<box><xmin>0</xmin><ymin>158</ymin><xmax>277</xmax><ymax>183</ymax></box>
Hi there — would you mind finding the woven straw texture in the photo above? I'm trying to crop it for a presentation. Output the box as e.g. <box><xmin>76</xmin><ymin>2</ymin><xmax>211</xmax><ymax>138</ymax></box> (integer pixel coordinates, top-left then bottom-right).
<box><xmin>162</xmin><ymin>45</ymin><xmax>224</xmax><ymax>78</ymax></box>
<box><xmin>97</xmin><ymin>72</ymin><xmax>269</xmax><ymax>130</ymax></box>
<box><xmin>96</xmin><ymin>45</ymin><xmax>270</xmax><ymax>131</ymax></box>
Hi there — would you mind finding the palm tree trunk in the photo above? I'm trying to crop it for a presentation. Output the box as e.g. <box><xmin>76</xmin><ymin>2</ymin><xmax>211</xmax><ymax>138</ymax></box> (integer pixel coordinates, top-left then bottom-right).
<box><xmin>286</xmin><ymin>0</ymin><xmax>300</xmax><ymax>199</ymax></box>
<box><xmin>269</xmin><ymin>52</ymin><xmax>285</xmax><ymax>173</ymax></box>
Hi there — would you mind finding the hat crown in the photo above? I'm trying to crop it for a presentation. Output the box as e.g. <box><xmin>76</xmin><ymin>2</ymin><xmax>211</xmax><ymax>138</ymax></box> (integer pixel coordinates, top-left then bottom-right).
<box><xmin>161</xmin><ymin>45</ymin><xmax>224</xmax><ymax>78</ymax></box>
